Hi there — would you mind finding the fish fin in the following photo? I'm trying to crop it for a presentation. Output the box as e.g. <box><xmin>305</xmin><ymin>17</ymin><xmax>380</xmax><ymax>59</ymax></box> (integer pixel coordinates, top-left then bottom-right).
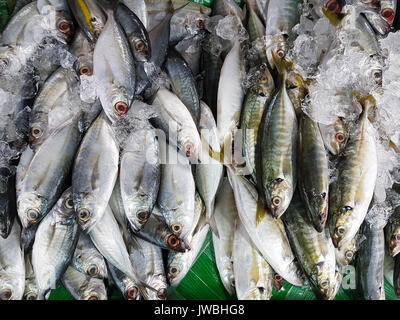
<box><xmin>355</xmin><ymin>94</ymin><xmax>376</xmax><ymax>121</ymax></box>
<box><xmin>322</xmin><ymin>7</ymin><xmax>347</xmax><ymax>27</ymax></box>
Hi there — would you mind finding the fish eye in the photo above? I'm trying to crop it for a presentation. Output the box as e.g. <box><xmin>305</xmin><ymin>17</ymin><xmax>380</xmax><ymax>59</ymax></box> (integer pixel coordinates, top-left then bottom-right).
<box><xmin>320</xmin><ymin>192</ymin><xmax>327</xmax><ymax>199</ymax></box>
<box><xmin>274</xmin><ymin>177</ymin><xmax>284</xmax><ymax>183</ymax></box>
<box><xmin>320</xmin><ymin>280</ymin><xmax>329</xmax><ymax>288</ymax></box>
<box><xmin>345</xmin><ymin>250</ymin><xmax>354</xmax><ymax>260</ymax></box>
<box><xmin>341</xmin><ymin>206</ymin><xmax>352</xmax><ymax>213</ymax></box>
<box><xmin>135</xmin><ymin>40</ymin><xmax>146</xmax><ymax>52</ymax></box>
<box><xmin>171</xmin><ymin>223</ymin><xmax>183</xmax><ymax>235</ymax></box>
<box><xmin>274</xmin><ymin>274</ymin><xmax>282</xmax><ymax>282</ymax></box>
<box><xmin>258</xmin><ymin>287</ymin><xmax>265</xmax><ymax>293</ymax></box>
<box><xmin>137</xmin><ymin>211</ymin><xmax>150</xmax><ymax>223</ymax></box>
<box><xmin>325</xmin><ymin>0</ymin><xmax>340</xmax><ymax>13</ymax></box>
<box><xmin>78</xmin><ymin>209</ymin><xmax>91</xmax><ymax>222</ymax></box>
<box><xmin>259</xmin><ymin>91</ymin><xmax>266</xmax><ymax>97</ymax></box>
<box><xmin>114</xmin><ymin>101</ymin><xmax>128</xmax><ymax>115</ymax></box>
<box><xmin>381</xmin><ymin>8</ymin><xmax>395</xmax><ymax>22</ymax></box>
<box><xmin>27</xmin><ymin>209</ymin><xmax>39</xmax><ymax>222</ymax></box>
<box><xmin>276</xmin><ymin>49</ymin><xmax>286</xmax><ymax>59</ymax></box>
<box><xmin>196</xmin><ymin>19</ymin><xmax>205</xmax><ymax>29</ymax></box>
<box><xmin>169</xmin><ymin>266</ymin><xmax>179</xmax><ymax>276</ymax></box>
<box><xmin>0</xmin><ymin>289</ymin><xmax>12</xmax><ymax>300</ymax></box>
<box><xmin>79</xmin><ymin>66</ymin><xmax>92</xmax><ymax>76</ymax></box>
<box><xmin>31</xmin><ymin>126</ymin><xmax>43</xmax><ymax>139</ymax></box>
<box><xmin>396</xmin><ymin>234</ymin><xmax>400</xmax><ymax>241</ymax></box>
<box><xmin>64</xmin><ymin>197</ymin><xmax>74</xmax><ymax>209</ymax></box>
<box><xmin>183</xmin><ymin>142</ymin><xmax>194</xmax><ymax>157</ymax></box>
<box><xmin>25</xmin><ymin>293</ymin><xmax>38</xmax><ymax>300</ymax></box>
<box><xmin>0</xmin><ymin>166</ymin><xmax>11</xmax><ymax>178</ymax></box>
<box><xmin>88</xmin><ymin>295</ymin><xmax>99</xmax><ymax>300</ymax></box>
<box><xmin>126</xmin><ymin>287</ymin><xmax>138</xmax><ymax>300</ymax></box>
<box><xmin>336</xmin><ymin>226</ymin><xmax>345</xmax><ymax>235</ymax></box>
<box><xmin>167</xmin><ymin>234</ymin><xmax>180</xmax><ymax>249</ymax></box>
<box><xmin>58</xmin><ymin>21</ymin><xmax>71</xmax><ymax>34</ymax></box>
<box><xmin>157</xmin><ymin>288</ymin><xmax>167</xmax><ymax>300</ymax></box>
<box><xmin>271</xmin><ymin>196</ymin><xmax>281</xmax><ymax>207</ymax></box>
<box><xmin>335</xmin><ymin>132</ymin><xmax>345</xmax><ymax>143</ymax></box>
<box><xmin>0</xmin><ymin>58</ymin><xmax>9</xmax><ymax>69</ymax></box>
<box><xmin>372</xmin><ymin>69</ymin><xmax>382</xmax><ymax>85</ymax></box>
<box><xmin>87</xmin><ymin>265</ymin><xmax>99</xmax><ymax>276</ymax></box>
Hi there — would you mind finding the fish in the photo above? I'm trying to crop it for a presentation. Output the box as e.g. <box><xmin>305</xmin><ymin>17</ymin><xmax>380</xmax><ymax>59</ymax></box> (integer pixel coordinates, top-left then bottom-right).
<box><xmin>23</xmin><ymin>251</ymin><xmax>41</xmax><ymax>300</ymax></box>
<box><xmin>195</xmin><ymin>101</ymin><xmax>223</xmax><ymax>229</ymax></box>
<box><xmin>165</xmin><ymin>48</ymin><xmax>200</xmax><ymax>126</ymax></box>
<box><xmin>240</xmin><ymin>65</ymin><xmax>275</xmax><ymax>181</ymax></box>
<box><xmin>32</xmin><ymin>187</ymin><xmax>79</xmax><ymax>299</ymax></box>
<box><xmin>89</xmin><ymin>205</ymin><xmax>138</xmax><ymax>282</ymax></box>
<box><xmin>17</xmin><ymin>114</ymin><xmax>83</xmax><ymax>229</ymax></box>
<box><xmin>115</xmin><ymin>2</ymin><xmax>151</xmax><ymax>62</ymax></box>
<box><xmin>128</xmin><ymin>236</ymin><xmax>167</xmax><ymax>300</ymax></box>
<box><xmin>0</xmin><ymin>161</ymin><xmax>16</xmax><ymax>239</ymax></box>
<box><xmin>328</xmin><ymin>96</ymin><xmax>377</xmax><ymax>249</ymax></box>
<box><xmin>216</xmin><ymin>40</ymin><xmax>245</xmax><ymax>148</ymax></box>
<box><xmin>334</xmin><ymin>236</ymin><xmax>357</xmax><ymax>267</ymax></box>
<box><xmin>70</xmin><ymin>30</ymin><xmax>95</xmax><ymax>76</ymax></box>
<box><xmin>174</xmin><ymin>32</ymin><xmax>205</xmax><ymax>76</ymax></box>
<box><xmin>120</xmin><ymin>128</ymin><xmax>160</xmax><ymax>232</ymax></box>
<box><xmin>356</xmin><ymin>223</ymin><xmax>385</xmax><ymax>300</ymax></box>
<box><xmin>28</xmin><ymin>67</ymin><xmax>80</xmax><ymax>151</ymax></box>
<box><xmin>72</xmin><ymin>112</ymin><xmax>119</xmax><ymax>232</ymax></box>
<box><xmin>121</xmin><ymin>0</ymin><xmax>148</xmax><ymax>29</ymax></box>
<box><xmin>385</xmin><ymin>206</ymin><xmax>400</xmax><ymax>257</ymax></box>
<box><xmin>167</xmin><ymin>217</ymin><xmax>210</xmax><ymax>287</ymax></box>
<box><xmin>227</xmin><ymin>168</ymin><xmax>304</xmax><ymax>286</ymax></box>
<box><xmin>362</xmin><ymin>10</ymin><xmax>391</xmax><ymax>36</ymax></box>
<box><xmin>107</xmin><ymin>261</ymin><xmax>142</xmax><ymax>300</ymax></box>
<box><xmin>283</xmin><ymin>192</ymin><xmax>341</xmax><ymax>300</ymax></box>
<box><xmin>61</xmin><ymin>266</ymin><xmax>107</xmax><ymax>300</ymax></box>
<box><xmin>66</xmin><ymin>0</ymin><xmax>106</xmax><ymax>42</ymax></box>
<box><xmin>71</xmin><ymin>233</ymin><xmax>108</xmax><ymax>279</ymax></box>
<box><xmin>93</xmin><ymin>8</ymin><xmax>135</xmax><ymax>123</ymax></box>
<box><xmin>257</xmin><ymin>54</ymin><xmax>297</xmax><ymax>218</ymax></box>
<box><xmin>158</xmin><ymin>143</ymin><xmax>196</xmax><ymax>243</ymax></box>
<box><xmin>297</xmin><ymin>113</ymin><xmax>329</xmax><ymax>232</ymax></box>
<box><xmin>233</xmin><ymin>219</ymin><xmax>274</xmax><ymax>300</ymax></box>
<box><xmin>151</xmin><ymin>88</ymin><xmax>201</xmax><ymax>159</ymax></box>
<box><xmin>212</xmin><ymin>178</ymin><xmax>237</xmax><ymax>296</ymax></box>
<box><xmin>0</xmin><ymin>220</ymin><xmax>25</xmax><ymax>300</ymax></box>
<box><xmin>318</xmin><ymin>117</ymin><xmax>348</xmax><ymax>155</ymax></box>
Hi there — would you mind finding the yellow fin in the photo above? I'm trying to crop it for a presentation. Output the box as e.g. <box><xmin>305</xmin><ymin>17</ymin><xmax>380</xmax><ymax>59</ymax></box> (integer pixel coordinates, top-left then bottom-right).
<box><xmin>322</xmin><ymin>7</ymin><xmax>346</xmax><ymax>27</ymax></box>
<box><xmin>255</xmin><ymin>196</ymin><xmax>267</xmax><ymax>225</ymax></box>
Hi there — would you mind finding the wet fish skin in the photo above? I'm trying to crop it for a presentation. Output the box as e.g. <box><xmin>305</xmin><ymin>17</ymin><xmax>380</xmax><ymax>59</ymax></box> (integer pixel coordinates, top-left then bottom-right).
<box><xmin>62</xmin><ymin>266</ymin><xmax>107</xmax><ymax>300</ymax></box>
<box><xmin>128</xmin><ymin>236</ymin><xmax>167</xmax><ymax>300</ymax></box>
<box><xmin>72</xmin><ymin>113</ymin><xmax>119</xmax><ymax>232</ymax></box>
<box><xmin>71</xmin><ymin>233</ymin><xmax>108</xmax><ymax>279</ymax></box>
<box><xmin>328</xmin><ymin>98</ymin><xmax>377</xmax><ymax>249</ymax></box>
<box><xmin>258</xmin><ymin>59</ymin><xmax>297</xmax><ymax>219</ymax></box>
<box><xmin>240</xmin><ymin>66</ymin><xmax>275</xmax><ymax>181</ymax></box>
<box><xmin>0</xmin><ymin>221</ymin><xmax>25</xmax><ymax>300</ymax></box>
<box><xmin>165</xmin><ymin>48</ymin><xmax>200</xmax><ymax>126</ymax></box>
<box><xmin>17</xmin><ymin>115</ymin><xmax>83</xmax><ymax>229</ymax></box>
<box><xmin>121</xmin><ymin>0</ymin><xmax>148</xmax><ymax>29</ymax></box>
<box><xmin>356</xmin><ymin>223</ymin><xmax>385</xmax><ymax>300</ymax></box>
<box><xmin>93</xmin><ymin>9</ymin><xmax>136</xmax><ymax>123</ymax></box>
<box><xmin>116</xmin><ymin>2</ymin><xmax>151</xmax><ymax>62</ymax></box>
<box><xmin>32</xmin><ymin>187</ymin><xmax>79</xmax><ymax>299</ymax></box>
<box><xmin>66</xmin><ymin>0</ymin><xmax>106</xmax><ymax>42</ymax></box>
<box><xmin>120</xmin><ymin>128</ymin><xmax>160</xmax><ymax>232</ymax></box>
<box><xmin>212</xmin><ymin>178</ymin><xmax>237</xmax><ymax>296</ymax></box>
<box><xmin>384</xmin><ymin>206</ymin><xmax>400</xmax><ymax>257</ymax></box>
<box><xmin>227</xmin><ymin>168</ymin><xmax>304</xmax><ymax>286</ymax></box>
<box><xmin>233</xmin><ymin>219</ymin><xmax>273</xmax><ymax>300</ymax></box>
<box><xmin>283</xmin><ymin>192</ymin><xmax>340</xmax><ymax>300</ymax></box>
<box><xmin>297</xmin><ymin>113</ymin><xmax>329</xmax><ymax>232</ymax></box>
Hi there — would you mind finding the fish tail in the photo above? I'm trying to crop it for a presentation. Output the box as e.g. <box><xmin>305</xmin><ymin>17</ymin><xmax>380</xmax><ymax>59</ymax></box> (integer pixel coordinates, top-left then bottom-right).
<box><xmin>358</xmin><ymin>94</ymin><xmax>376</xmax><ymax>121</ymax></box>
<box><xmin>207</xmin><ymin>213</ymin><xmax>220</xmax><ymax>238</ymax></box>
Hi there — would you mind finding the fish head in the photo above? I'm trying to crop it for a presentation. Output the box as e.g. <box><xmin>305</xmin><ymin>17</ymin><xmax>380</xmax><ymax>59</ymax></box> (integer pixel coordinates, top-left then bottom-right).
<box><xmin>329</xmin><ymin>205</ymin><xmax>359</xmax><ymax>249</ymax></box>
<box><xmin>310</xmin><ymin>261</ymin><xmax>340</xmax><ymax>300</ymax></box>
<box><xmin>0</xmin><ymin>46</ymin><xmax>21</xmax><ymax>75</ymax></box>
<box><xmin>319</xmin><ymin>118</ymin><xmax>348</xmax><ymax>155</ymax></box>
<box><xmin>40</xmin><ymin>3</ymin><xmax>75</xmax><ymax>43</ymax></box>
<box><xmin>122</xmin><ymin>280</ymin><xmax>140</xmax><ymax>300</ymax></box>
<box><xmin>73</xmin><ymin>193</ymin><xmax>106</xmax><ymax>232</ymax></box>
<box><xmin>75</xmin><ymin>51</ymin><xmax>94</xmax><ymax>77</ymax></box>
<box><xmin>17</xmin><ymin>192</ymin><xmax>49</xmax><ymax>228</ymax></box>
<box><xmin>179</xmin><ymin>130</ymin><xmax>201</xmax><ymax>160</ymax></box>
<box><xmin>125</xmin><ymin>202</ymin><xmax>151</xmax><ymax>233</ymax></box>
<box><xmin>128</xmin><ymin>35</ymin><xmax>151</xmax><ymax>62</ymax></box>
<box><xmin>81</xmin><ymin>282</ymin><xmax>107</xmax><ymax>300</ymax></box>
<box><xmin>100</xmin><ymin>86</ymin><xmax>131</xmax><ymax>123</ymax></box>
<box><xmin>307</xmin><ymin>189</ymin><xmax>329</xmax><ymax>232</ymax></box>
<box><xmin>286</xmin><ymin>72</ymin><xmax>307</xmax><ymax>112</ymax></box>
<box><xmin>272</xmin><ymin>273</ymin><xmax>284</xmax><ymax>290</ymax></box>
<box><xmin>266</xmin><ymin>177</ymin><xmax>293</xmax><ymax>218</ymax></box>
<box><xmin>167</xmin><ymin>258</ymin><xmax>186</xmax><ymax>287</ymax></box>
<box><xmin>335</xmin><ymin>237</ymin><xmax>357</xmax><ymax>266</ymax></box>
<box><xmin>54</xmin><ymin>8</ymin><xmax>75</xmax><ymax>43</ymax></box>
<box><xmin>24</xmin><ymin>288</ymin><xmax>40</xmax><ymax>300</ymax></box>
<box><xmin>83</xmin><ymin>255</ymin><xmax>108</xmax><ymax>279</ymax></box>
<box><xmin>0</xmin><ymin>274</ymin><xmax>24</xmax><ymax>300</ymax></box>
<box><xmin>386</xmin><ymin>224</ymin><xmax>400</xmax><ymax>257</ymax></box>
<box><xmin>28</xmin><ymin>117</ymin><xmax>48</xmax><ymax>150</ymax></box>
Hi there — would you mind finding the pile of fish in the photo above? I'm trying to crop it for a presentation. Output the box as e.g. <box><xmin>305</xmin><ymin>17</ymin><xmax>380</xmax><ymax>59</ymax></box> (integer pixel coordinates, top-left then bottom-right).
<box><xmin>1</xmin><ymin>0</ymin><xmax>400</xmax><ymax>301</ymax></box>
